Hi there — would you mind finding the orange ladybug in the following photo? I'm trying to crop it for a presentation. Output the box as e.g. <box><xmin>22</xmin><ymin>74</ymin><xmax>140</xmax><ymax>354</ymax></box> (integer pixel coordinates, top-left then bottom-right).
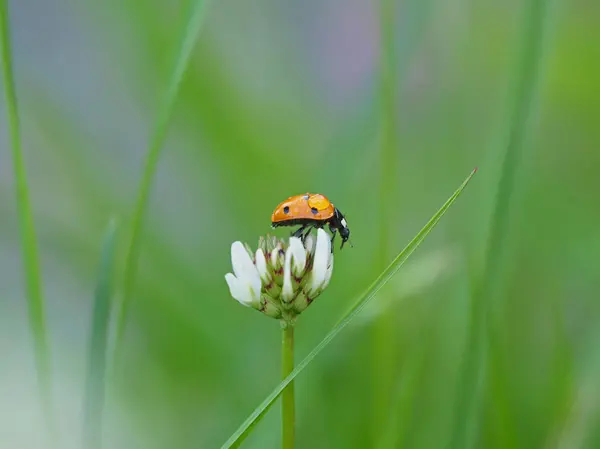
<box><xmin>271</xmin><ymin>193</ymin><xmax>351</xmax><ymax>249</ymax></box>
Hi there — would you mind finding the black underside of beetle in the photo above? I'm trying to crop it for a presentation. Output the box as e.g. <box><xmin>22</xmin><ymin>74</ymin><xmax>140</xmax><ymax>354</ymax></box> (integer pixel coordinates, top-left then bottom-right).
<box><xmin>272</xmin><ymin>215</ymin><xmax>348</xmax><ymax>251</ymax></box>
<box><xmin>271</xmin><ymin>218</ymin><xmax>327</xmax><ymax>228</ymax></box>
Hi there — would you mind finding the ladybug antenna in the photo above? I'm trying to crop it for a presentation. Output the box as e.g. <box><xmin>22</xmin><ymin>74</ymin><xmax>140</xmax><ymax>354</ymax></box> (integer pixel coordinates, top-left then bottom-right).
<box><xmin>340</xmin><ymin>237</ymin><xmax>353</xmax><ymax>250</ymax></box>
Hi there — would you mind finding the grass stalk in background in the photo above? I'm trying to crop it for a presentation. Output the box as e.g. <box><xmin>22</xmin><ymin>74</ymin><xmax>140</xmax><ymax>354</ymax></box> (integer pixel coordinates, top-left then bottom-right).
<box><xmin>373</xmin><ymin>0</ymin><xmax>400</xmax><ymax>436</ymax></box>
<box><xmin>376</xmin><ymin>332</ymin><xmax>428</xmax><ymax>449</ymax></box>
<box><xmin>114</xmin><ymin>0</ymin><xmax>211</xmax><ymax>353</ymax></box>
<box><xmin>281</xmin><ymin>324</ymin><xmax>295</xmax><ymax>449</ymax></box>
<box><xmin>220</xmin><ymin>168</ymin><xmax>477</xmax><ymax>449</ymax></box>
<box><xmin>0</xmin><ymin>1</ymin><xmax>55</xmax><ymax>443</ymax></box>
<box><xmin>83</xmin><ymin>219</ymin><xmax>119</xmax><ymax>449</ymax></box>
<box><xmin>448</xmin><ymin>1</ymin><xmax>552</xmax><ymax>448</ymax></box>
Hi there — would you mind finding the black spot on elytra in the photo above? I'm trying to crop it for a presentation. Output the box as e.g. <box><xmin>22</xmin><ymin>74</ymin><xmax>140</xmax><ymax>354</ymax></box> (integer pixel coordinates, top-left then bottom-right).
<box><xmin>283</xmin><ymin>206</ymin><xmax>290</xmax><ymax>214</ymax></box>
<box><xmin>311</xmin><ymin>207</ymin><xmax>318</xmax><ymax>215</ymax></box>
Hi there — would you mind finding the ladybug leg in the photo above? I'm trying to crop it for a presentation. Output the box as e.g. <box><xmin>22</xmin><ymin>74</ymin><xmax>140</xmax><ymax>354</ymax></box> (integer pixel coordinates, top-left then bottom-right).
<box><xmin>328</xmin><ymin>223</ymin><xmax>337</xmax><ymax>253</ymax></box>
<box><xmin>301</xmin><ymin>226</ymin><xmax>313</xmax><ymax>242</ymax></box>
<box><xmin>292</xmin><ymin>225</ymin><xmax>308</xmax><ymax>239</ymax></box>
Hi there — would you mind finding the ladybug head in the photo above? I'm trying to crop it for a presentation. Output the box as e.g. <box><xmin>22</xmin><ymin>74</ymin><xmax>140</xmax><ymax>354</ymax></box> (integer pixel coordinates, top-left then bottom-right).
<box><xmin>339</xmin><ymin>226</ymin><xmax>350</xmax><ymax>248</ymax></box>
<box><xmin>333</xmin><ymin>208</ymin><xmax>351</xmax><ymax>249</ymax></box>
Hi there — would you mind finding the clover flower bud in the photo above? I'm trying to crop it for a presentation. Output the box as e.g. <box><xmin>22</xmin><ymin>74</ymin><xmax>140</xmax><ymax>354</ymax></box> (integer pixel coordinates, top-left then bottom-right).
<box><xmin>225</xmin><ymin>228</ymin><xmax>334</xmax><ymax>322</ymax></box>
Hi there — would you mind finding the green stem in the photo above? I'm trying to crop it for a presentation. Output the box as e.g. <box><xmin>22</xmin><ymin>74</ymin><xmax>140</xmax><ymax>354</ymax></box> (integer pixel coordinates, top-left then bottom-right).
<box><xmin>281</xmin><ymin>323</ymin><xmax>295</xmax><ymax>449</ymax></box>
<box><xmin>0</xmin><ymin>1</ymin><xmax>55</xmax><ymax>444</ymax></box>
<box><xmin>373</xmin><ymin>0</ymin><xmax>398</xmax><ymax>434</ymax></box>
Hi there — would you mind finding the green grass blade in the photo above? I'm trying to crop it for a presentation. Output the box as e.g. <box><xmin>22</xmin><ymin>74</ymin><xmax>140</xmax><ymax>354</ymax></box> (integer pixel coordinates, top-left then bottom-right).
<box><xmin>114</xmin><ymin>0</ymin><xmax>211</xmax><ymax>349</ymax></box>
<box><xmin>483</xmin><ymin>1</ymin><xmax>552</xmax><ymax>445</ymax></box>
<box><xmin>220</xmin><ymin>168</ymin><xmax>478</xmax><ymax>449</ymax></box>
<box><xmin>483</xmin><ymin>0</ymin><xmax>550</xmax><ymax>285</ymax></box>
<box><xmin>373</xmin><ymin>0</ymin><xmax>400</xmax><ymax>435</ymax></box>
<box><xmin>0</xmin><ymin>0</ymin><xmax>55</xmax><ymax>441</ymax></box>
<box><xmin>373</xmin><ymin>0</ymin><xmax>434</xmax><ymax>430</ymax></box>
<box><xmin>82</xmin><ymin>218</ymin><xmax>119</xmax><ymax>449</ymax></box>
<box><xmin>448</xmin><ymin>1</ymin><xmax>553</xmax><ymax>448</ymax></box>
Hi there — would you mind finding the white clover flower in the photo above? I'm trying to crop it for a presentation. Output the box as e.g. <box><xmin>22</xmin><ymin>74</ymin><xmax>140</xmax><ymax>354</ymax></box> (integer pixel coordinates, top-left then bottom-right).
<box><xmin>225</xmin><ymin>228</ymin><xmax>334</xmax><ymax>321</ymax></box>
<box><xmin>224</xmin><ymin>242</ymin><xmax>262</xmax><ymax>308</ymax></box>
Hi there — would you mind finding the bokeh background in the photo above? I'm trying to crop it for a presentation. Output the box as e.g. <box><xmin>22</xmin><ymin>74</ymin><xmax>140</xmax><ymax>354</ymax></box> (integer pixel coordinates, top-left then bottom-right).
<box><xmin>1</xmin><ymin>0</ymin><xmax>599</xmax><ymax>448</ymax></box>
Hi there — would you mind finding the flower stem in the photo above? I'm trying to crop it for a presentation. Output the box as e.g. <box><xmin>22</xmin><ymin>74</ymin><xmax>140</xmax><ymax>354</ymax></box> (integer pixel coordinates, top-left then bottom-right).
<box><xmin>281</xmin><ymin>323</ymin><xmax>295</xmax><ymax>449</ymax></box>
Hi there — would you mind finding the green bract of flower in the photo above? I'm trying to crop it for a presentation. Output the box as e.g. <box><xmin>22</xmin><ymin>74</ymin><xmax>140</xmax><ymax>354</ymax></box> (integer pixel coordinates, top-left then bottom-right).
<box><xmin>225</xmin><ymin>228</ymin><xmax>334</xmax><ymax>322</ymax></box>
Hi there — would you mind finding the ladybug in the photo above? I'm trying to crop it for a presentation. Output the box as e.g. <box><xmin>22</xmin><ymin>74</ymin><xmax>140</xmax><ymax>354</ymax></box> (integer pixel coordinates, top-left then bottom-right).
<box><xmin>271</xmin><ymin>193</ymin><xmax>351</xmax><ymax>249</ymax></box>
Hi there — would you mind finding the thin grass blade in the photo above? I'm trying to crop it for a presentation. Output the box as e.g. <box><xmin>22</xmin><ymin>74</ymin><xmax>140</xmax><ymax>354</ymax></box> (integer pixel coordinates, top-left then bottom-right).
<box><xmin>0</xmin><ymin>0</ymin><xmax>55</xmax><ymax>442</ymax></box>
<box><xmin>448</xmin><ymin>1</ymin><xmax>554</xmax><ymax>447</ymax></box>
<box><xmin>220</xmin><ymin>167</ymin><xmax>477</xmax><ymax>449</ymax></box>
<box><xmin>82</xmin><ymin>218</ymin><xmax>119</xmax><ymax>449</ymax></box>
<box><xmin>373</xmin><ymin>0</ymin><xmax>401</xmax><ymax>435</ymax></box>
<box><xmin>114</xmin><ymin>0</ymin><xmax>212</xmax><ymax>350</ymax></box>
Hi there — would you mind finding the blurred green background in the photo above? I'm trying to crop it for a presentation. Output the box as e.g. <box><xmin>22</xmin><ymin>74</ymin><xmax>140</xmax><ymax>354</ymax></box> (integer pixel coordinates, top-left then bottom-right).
<box><xmin>1</xmin><ymin>0</ymin><xmax>600</xmax><ymax>448</ymax></box>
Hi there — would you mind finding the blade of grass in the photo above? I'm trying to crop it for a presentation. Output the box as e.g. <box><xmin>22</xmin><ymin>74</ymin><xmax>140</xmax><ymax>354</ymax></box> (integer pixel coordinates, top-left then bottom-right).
<box><xmin>448</xmin><ymin>1</ymin><xmax>553</xmax><ymax>448</ymax></box>
<box><xmin>220</xmin><ymin>167</ymin><xmax>477</xmax><ymax>449</ymax></box>
<box><xmin>376</xmin><ymin>322</ymin><xmax>429</xmax><ymax>449</ymax></box>
<box><xmin>0</xmin><ymin>1</ymin><xmax>55</xmax><ymax>443</ymax></box>
<box><xmin>373</xmin><ymin>0</ymin><xmax>434</xmax><ymax>434</ymax></box>
<box><xmin>82</xmin><ymin>218</ymin><xmax>119</xmax><ymax>449</ymax></box>
<box><xmin>373</xmin><ymin>0</ymin><xmax>400</xmax><ymax>435</ymax></box>
<box><xmin>483</xmin><ymin>3</ymin><xmax>552</xmax><ymax>445</ymax></box>
<box><xmin>114</xmin><ymin>0</ymin><xmax>212</xmax><ymax>351</ymax></box>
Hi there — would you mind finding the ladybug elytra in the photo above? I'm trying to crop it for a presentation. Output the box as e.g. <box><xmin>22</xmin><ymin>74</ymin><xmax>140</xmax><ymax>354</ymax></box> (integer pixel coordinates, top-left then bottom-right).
<box><xmin>271</xmin><ymin>193</ymin><xmax>351</xmax><ymax>249</ymax></box>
